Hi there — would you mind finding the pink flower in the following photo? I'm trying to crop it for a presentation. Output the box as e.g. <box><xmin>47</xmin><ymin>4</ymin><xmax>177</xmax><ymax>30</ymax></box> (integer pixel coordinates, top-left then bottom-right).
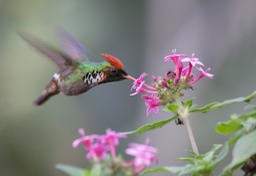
<box><xmin>174</xmin><ymin>60</ymin><xmax>184</xmax><ymax>85</ymax></box>
<box><xmin>182</xmin><ymin>65</ymin><xmax>195</xmax><ymax>84</ymax></box>
<box><xmin>142</xmin><ymin>94</ymin><xmax>162</xmax><ymax>116</ymax></box>
<box><xmin>101</xmin><ymin>129</ymin><xmax>127</xmax><ymax>158</ymax></box>
<box><xmin>125</xmin><ymin>140</ymin><xmax>158</xmax><ymax>174</ymax></box>
<box><xmin>181</xmin><ymin>53</ymin><xmax>205</xmax><ymax>83</ymax></box>
<box><xmin>130</xmin><ymin>80</ymin><xmax>146</xmax><ymax>96</ymax></box>
<box><xmin>72</xmin><ymin>128</ymin><xmax>98</xmax><ymax>149</ymax></box>
<box><xmin>184</xmin><ymin>62</ymin><xmax>193</xmax><ymax>83</ymax></box>
<box><xmin>164</xmin><ymin>49</ymin><xmax>190</xmax><ymax>85</ymax></box>
<box><xmin>198</xmin><ymin>67</ymin><xmax>214</xmax><ymax>79</ymax></box>
<box><xmin>130</xmin><ymin>73</ymin><xmax>158</xmax><ymax>96</ymax></box>
<box><xmin>73</xmin><ymin>129</ymin><xmax>107</xmax><ymax>162</ymax></box>
<box><xmin>129</xmin><ymin>73</ymin><xmax>161</xmax><ymax>116</ymax></box>
<box><xmin>181</xmin><ymin>53</ymin><xmax>204</xmax><ymax>67</ymax></box>
<box><xmin>164</xmin><ymin>49</ymin><xmax>187</xmax><ymax>64</ymax></box>
<box><xmin>189</xmin><ymin>67</ymin><xmax>214</xmax><ymax>85</ymax></box>
<box><xmin>73</xmin><ymin>129</ymin><xmax>128</xmax><ymax>162</ymax></box>
<box><xmin>160</xmin><ymin>79</ymin><xmax>170</xmax><ymax>89</ymax></box>
<box><xmin>86</xmin><ymin>142</ymin><xmax>108</xmax><ymax>162</ymax></box>
<box><xmin>73</xmin><ymin>129</ymin><xmax>113</xmax><ymax>162</ymax></box>
<box><xmin>181</xmin><ymin>66</ymin><xmax>189</xmax><ymax>76</ymax></box>
<box><xmin>131</xmin><ymin>72</ymin><xmax>148</xmax><ymax>91</ymax></box>
<box><xmin>151</xmin><ymin>76</ymin><xmax>157</xmax><ymax>82</ymax></box>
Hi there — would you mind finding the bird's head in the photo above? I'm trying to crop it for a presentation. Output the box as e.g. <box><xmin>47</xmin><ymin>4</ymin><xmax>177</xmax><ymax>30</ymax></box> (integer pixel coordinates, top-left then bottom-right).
<box><xmin>100</xmin><ymin>53</ymin><xmax>128</xmax><ymax>83</ymax></box>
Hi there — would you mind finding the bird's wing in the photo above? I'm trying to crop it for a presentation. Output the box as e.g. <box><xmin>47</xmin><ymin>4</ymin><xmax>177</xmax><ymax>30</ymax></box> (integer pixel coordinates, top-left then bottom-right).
<box><xmin>57</xmin><ymin>28</ymin><xmax>89</xmax><ymax>61</ymax></box>
<box><xmin>18</xmin><ymin>32</ymin><xmax>77</xmax><ymax>71</ymax></box>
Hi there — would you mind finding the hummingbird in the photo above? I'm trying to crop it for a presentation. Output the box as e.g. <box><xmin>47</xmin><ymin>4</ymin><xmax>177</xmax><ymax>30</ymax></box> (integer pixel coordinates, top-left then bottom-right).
<box><xmin>18</xmin><ymin>30</ymin><xmax>129</xmax><ymax>106</ymax></box>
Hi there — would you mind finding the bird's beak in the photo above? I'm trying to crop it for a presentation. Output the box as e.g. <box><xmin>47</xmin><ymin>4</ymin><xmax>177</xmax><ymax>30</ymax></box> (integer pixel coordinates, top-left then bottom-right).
<box><xmin>120</xmin><ymin>69</ymin><xmax>128</xmax><ymax>76</ymax></box>
<box><xmin>120</xmin><ymin>69</ymin><xmax>136</xmax><ymax>81</ymax></box>
<box><xmin>123</xmin><ymin>75</ymin><xmax>136</xmax><ymax>81</ymax></box>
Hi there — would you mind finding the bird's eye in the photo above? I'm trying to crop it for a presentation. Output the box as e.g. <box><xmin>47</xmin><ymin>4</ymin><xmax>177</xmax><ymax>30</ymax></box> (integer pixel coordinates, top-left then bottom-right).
<box><xmin>111</xmin><ymin>68</ymin><xmax>117</xmax><ymax>74</ymax></box>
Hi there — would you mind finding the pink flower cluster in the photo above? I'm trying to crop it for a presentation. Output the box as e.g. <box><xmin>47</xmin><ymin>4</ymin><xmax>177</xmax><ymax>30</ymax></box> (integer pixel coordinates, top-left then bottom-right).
<box><xmin>127</xmin><ymin>73</ymin><xmax>162</xmax><ymax>116</ymax></box>
<box><xmin>73</xmin><ymin>128</ymin><xmax>126</xmax><ymax>161</ymax></box>
<box><xmin>73</xmin><ymin>129</ymin><xmax>157</xmax><ymax>174</ymax></box>
<box><xmin>125</xmin><ymin>140</ymin><xmax>158</xmax><ymax>174</ymax></box>
<box><xmin>164</xmin><ymin>49</ymin><xmax>214</xmax><ymax>85</ymax></box>
<box><xmin>129</xmin><ymin>49</ymin><xmax>213</xmax><ymax>116</ymax></box>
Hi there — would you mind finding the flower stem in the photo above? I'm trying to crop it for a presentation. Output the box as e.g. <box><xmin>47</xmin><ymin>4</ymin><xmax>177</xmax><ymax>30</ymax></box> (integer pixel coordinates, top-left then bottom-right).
<box><xmin>183</xmin><ymin>117</ymin><xmax>199</xmax><ymax>155</ymax></box>
<box><xmin>173</xmin><ymin>94</ymin><xmax>199</xmax><ymax>155</ymax></box>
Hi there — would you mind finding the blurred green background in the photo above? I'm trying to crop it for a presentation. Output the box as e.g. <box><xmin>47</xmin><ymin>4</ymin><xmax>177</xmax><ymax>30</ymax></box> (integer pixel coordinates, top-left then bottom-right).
<box><xmin>0</xmin><ymin>0</ymin><xmax>256</xmax><ymax>176</ymax></box>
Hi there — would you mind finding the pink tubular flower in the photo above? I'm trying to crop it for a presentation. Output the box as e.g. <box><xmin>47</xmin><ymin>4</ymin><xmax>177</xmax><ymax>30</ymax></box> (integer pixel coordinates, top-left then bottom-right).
<box><xmin>72</xmin><ymin>128</ymin><xmax>98</xmax><ymax>149</ymax></box>
<box><xmin>130</xmin><ymin>73</ymin><xmax>158</xmax><ymax>96</ymax></box>
<box><xmin>198</xmin><ymin>67</ymin><xmax>214</xmax><ymax>79</ymax></box>
<box><xmin>182</xmin><ymin>66</ymin><xmax>195</xmax><ymax>84</ymax></box>
<box><xmin>164</xmin><ymin>49</ymin><xmax>188</xmax><ymax>85</ymax></box>
<box><xmin>142</xmin><ymin>94</ymin><xmax>162</xmax><ymax>116</ymax></box>
<box><xmin>86</xmin><ymin>141</ymin><xmax>108</xmax><ymax>161</ymax></box>
<box><xmin>174</xmin><ymin>60</ymin><xmax>183</xmax><ymax>85</ymax></box>
<box><xmin>164</xmin><ymin>49</ymin><xmax>187</xmax><ymax>64</ymax></box>
<box><xmin>181</xmin><ymin>53</ymin><xmax>204</xmax><ymax>67</ymax></box>
<box><xmin>189</xmin><ymin>67</ymin><xmax>214</xmax><ymax>85</ymax></box>
<box><xmin>131</xmin><ymin>72</ymin><xmax>148</xmax><ymax>91</ymax></box>
<box><xmin>73</xmin><ymin>129</ymin><xmax>106</xmax><ymax>162</ymax></box>
<box><xmin>101</xmin><ymin>129</ymin><xmax>127</xmax><ymax>158</ymax></box>
<box><xmin>125</xmin><ymin>140</ymin><xmax>158</xmax><ymax>174</ymax></box>
<box><xmin>130</xmin><ymin>80</ymin><xmax>146</xmax><ymax>96</ymax></box>
<box><xmin>164</xmin><ymin>50</ymin><xmax>213</xmax><ymax>86</ymax></box>
<box><xmin>181</xmin><ymin>53</ymin><xmax>204</xmax><ymax>83</ymax></box>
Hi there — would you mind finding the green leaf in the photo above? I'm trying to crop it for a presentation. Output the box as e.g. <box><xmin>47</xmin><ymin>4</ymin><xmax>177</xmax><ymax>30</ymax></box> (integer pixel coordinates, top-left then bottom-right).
<box><xmin>90</xmin><ymin>164</ymin><xmax>102</xmax><ymax>176</ymax></box>
<box><xmin>242</xmin><ymin>118</ymin><xmax>256</xmax><ymax>132</ymax></box>
<box><xmin>190</xmin><ymin>90</ymin><xmax>256</xmax><ymax>114</ymax></box>
<box><xmin>124</xmin><ymin>116</ymin><xmax>177</xmax><ymax>135</ymax></box>
<box><xmin>224</xmin><ymin>130</ymin><xmax>256</xmax><ymax>173</ymax></box>
<box><xmin>176</xmin><ymin>157</ymin><xmax>196</xmax><ymax>163</ymax></box>
<box><xmin>141</xmin><ymin>166</ymin><xmax>193</xmax><ymax>175</ymax></box>
<box><xmin>143</xmin><ymin>145</ymin><xmax>222</xmax><ymax>175</ymax></box>
<box><xmin>140</xmin><ymin>167</ymin><xmax>171</xmax><ymax>174</ymax></box>
<box><xmin>142</xmin><ymin>165</ymin><xmax>212</xmax><ymax>175</ymax></box>
<box><xmin>184</xmin><ymin>99</ymin><xmax>193</xmax><ymax>109</ymax></box>
<box><xmin>189</xmin><ymin>102</ymin><xmax>219</xmax><ymax>113</ymax></box>
<box><xmin>215</xmin><ymin>119</ymin><xmax>241</xmax><ymax>134</ymax></box>
<box><xmin>56</xmin><ymin>164</ymin><xmax>90</xmax><ymax>176</ymax></box>
<box><xmin>216</xmin><ymin>112</ymin><xmax>256</xmax><ymax>134</ymax></box>
<box><xmin>203</xmin><ymin>144</ymin><xmax>222</xmax><ymax>163</ymax></box>
<box><xmin>214</xmin><ymin>130</ymin><xmax>242</xmax><ymax>165</ymax></box>
<box><xmin>167</xmin><ymin>103</ymin><xmax>179</xmax><ymax>113</ymax></box>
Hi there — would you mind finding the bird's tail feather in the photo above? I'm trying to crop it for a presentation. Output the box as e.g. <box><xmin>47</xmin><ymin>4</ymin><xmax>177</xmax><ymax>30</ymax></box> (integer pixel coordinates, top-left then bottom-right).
<box><xmin>33</xmin><ymin>79</ymin><xmax>59</xmax><ymax>106</ymax></box>
<box><xmin>33</xmin><ymin>92</ymin><xmax>54</xmax><ymax>106</ymax></box>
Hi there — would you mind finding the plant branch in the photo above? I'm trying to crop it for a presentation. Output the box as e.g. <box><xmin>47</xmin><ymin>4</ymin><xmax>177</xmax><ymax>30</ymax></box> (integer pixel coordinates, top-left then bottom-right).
<box><xmin>183</xmin><ymin>117</ymin><xmax>199</xmax><ymax>155</ymax></box>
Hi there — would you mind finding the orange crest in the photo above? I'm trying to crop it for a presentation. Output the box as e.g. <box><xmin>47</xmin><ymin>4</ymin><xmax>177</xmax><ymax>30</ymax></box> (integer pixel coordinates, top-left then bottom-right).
<box><xmin>101</xmin><ymin>53</ymin><xmax>124</xmax><ymax>69</ymax></box>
